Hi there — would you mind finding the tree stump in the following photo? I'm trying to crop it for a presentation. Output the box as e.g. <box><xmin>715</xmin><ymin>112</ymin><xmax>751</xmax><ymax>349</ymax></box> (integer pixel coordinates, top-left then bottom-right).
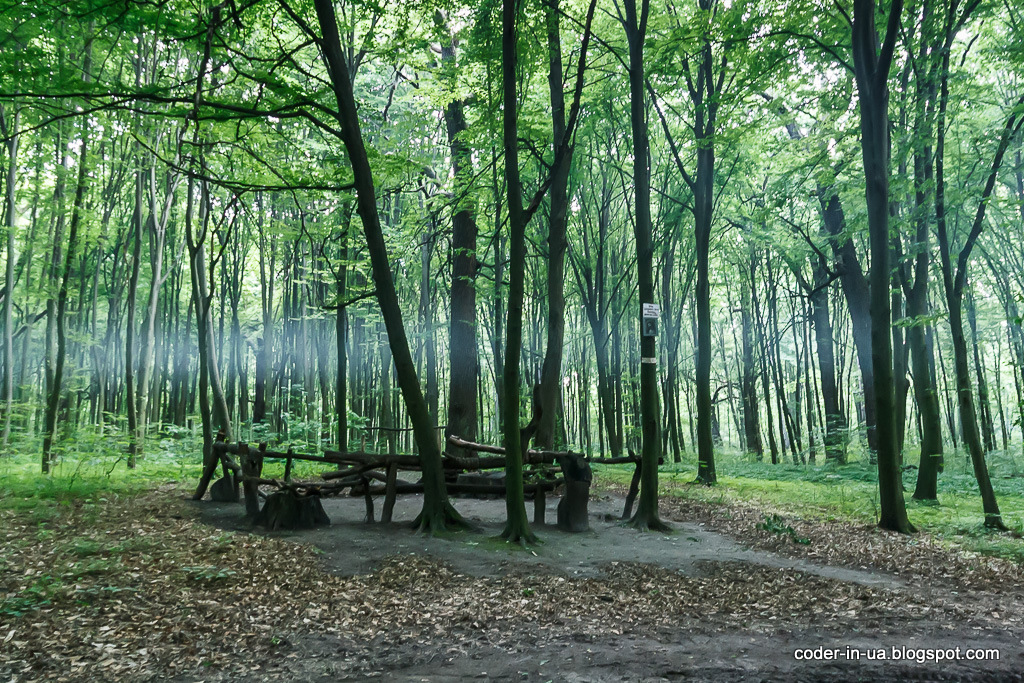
<box><xmin>254</xmin><ymin>491</ymin><xmax>331</xmax><ymax>531</ymax></box>
<box><xmin>556</xmin><ymin>453</ymin><xmax>592</xmax><ymax>532</ymax></box>
<box><xmin>209</xmin><ymin>475</ymin><xmax>239</xmax><ymax>503</ymax></box>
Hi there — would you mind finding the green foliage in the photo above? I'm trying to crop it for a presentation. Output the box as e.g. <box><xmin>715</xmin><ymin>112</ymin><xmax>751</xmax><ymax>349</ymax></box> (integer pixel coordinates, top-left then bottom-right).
<box><xmin>0</xmin><ymin>574</ymin><xmax>58</xmax><ymax>618</ymax></box>
<box><xmin>757</xmin><ymin>513</ymin><xmax>811</xmax><ymax>544</ymax></box>
<box><xmin>0</xmin><ymin>430</ymin><xmax>203</xmax><ymax>512</ymax></box>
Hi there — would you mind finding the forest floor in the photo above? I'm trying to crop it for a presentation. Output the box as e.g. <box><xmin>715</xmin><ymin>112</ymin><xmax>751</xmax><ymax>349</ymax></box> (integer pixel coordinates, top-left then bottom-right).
<box><xmin>2</xmin><ymin>477</ymin><xmax>1023</xmax><ymax>682</ymax></box>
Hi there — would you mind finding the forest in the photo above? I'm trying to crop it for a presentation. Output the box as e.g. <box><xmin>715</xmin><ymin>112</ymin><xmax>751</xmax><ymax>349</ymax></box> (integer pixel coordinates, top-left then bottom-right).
<box><xmin>1</xmin><ymin>0</ymin><xmax>1024</xmax><ymax>678</ymax></box>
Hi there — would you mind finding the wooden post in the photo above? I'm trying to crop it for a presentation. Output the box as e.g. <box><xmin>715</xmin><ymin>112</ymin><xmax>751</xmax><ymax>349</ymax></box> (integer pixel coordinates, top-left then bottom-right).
<box><xmin>622</xmin><ymin>459</ymin><xmax>642</xmax><ymax>520</ymax></box>
<box><xmin>381</xmin><ymin>463</ymin><xmax>398</xmax><ymax>523</ymax></box>
<box><xmin>215</xmin><ymin>429</ymin><xmax>228</xmax><ymax>478</ymax></box>
<box><xmin>534</xmin><ymin>485</ymin><xmax>546</xmax><ymax>525</ymax></box>
<box><xmin>361</xmin><ymin>474</ymin><xmax>374</xmax><ymax>522</ymax></box>
<box><xmin>240</xmin><ymin>442</ymin><xmax>260</xmax><ymax>519</ymax></box>
<box><xmin>284</xmin><ymin>446</ymin><xmax>294</xmax><ymax>481</ymax></box>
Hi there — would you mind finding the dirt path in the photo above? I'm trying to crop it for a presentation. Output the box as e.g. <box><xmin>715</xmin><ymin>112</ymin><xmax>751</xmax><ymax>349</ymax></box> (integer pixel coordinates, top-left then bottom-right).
<box><xmin>195</xmin><ymin>490</ymin><xmax>1024</xmax><ymax>682</ymax></box>
<box><xmin>201</xmin><ymin>492</ymin><xmax>904</xmax><ymax>587</ymax></box>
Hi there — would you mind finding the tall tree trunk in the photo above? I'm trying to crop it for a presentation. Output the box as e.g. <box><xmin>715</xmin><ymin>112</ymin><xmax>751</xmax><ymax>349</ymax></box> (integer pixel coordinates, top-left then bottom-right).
<box><xmin>254</xmin><ymin>215</ymin><xmax>275</xmax><ymax>427</ymax></box>
<box><xmin>125</xmin><ymin>173</ymin><xmax>143</xmax><ymax>468</ymax></box>
<box><xmin>335</xmin><ymin>234</ymin><xmax>349</xmax><ymax>452</ymax></box>
<box><xmin>1</xmin><ymin>103</ymin><xmax>18</xmax><ymax>446</ymax></box>
<box><xmin>810</xmin><ymin>261</ymin><xmax>846</xmax><ymax>462</ymax></box>
<box><xmin>420</xmin><ymin>226</ymin><xmax>439</xmax><ymax>429</ymax></box>
<box><xmin>933</xmin><ymin>44</ymin><xmax>1022</xmax><ymax>528</ymax></box>
<box><xmin>908</xmin><ymin>135</ymin><xmax>944</xmax><ymax>500</ymax></box>
<box><xmin>499</xmin><ymin>0</ymin><xmax>537</xmax><ymax>544</ymax></box>
<box><xmin>436</xmin><ymin>13</ymin><xmax>479</xmax><ymax>457</ymax></box>
<box><xmin>536</xmin><ymin>0</ymin><xmax>572</xmax><ymax>451</ymax></box>
<box><xmin>740</xmin><ymin>255</ymin><xmax>762</xmax><ymax>459</ymax></box>
<box><xmin>43</xmin><ymin>104</ymin><xmax>90</xmax><ymax>472</ymax></box>
<box><xmin>135</xmin><ymin>176</ymin><xmax>173</xmax><ymax>462</ymax></box>
<box><xmin>851</xmin><ymin>0</ymin><xmax>913</xmax><ymax>532</ymax></box>
<box><xmin>966</xmin><ymin>287</ymin><xmax>997</xmax><ymax>452</ymax></box>
<box><xmin>190</xmin><ymin>182</ymin><xmax>234</xmax><ymax>499</ymax></box>
<box><xmin>313</xmin><ymin>0</ymin><xmax>464</xmax><ymax>532</ymax></box>
<box><xmin>623</xmin><ymin>0</ymin><xmax>667</xmax><ymax>530</ymax></box>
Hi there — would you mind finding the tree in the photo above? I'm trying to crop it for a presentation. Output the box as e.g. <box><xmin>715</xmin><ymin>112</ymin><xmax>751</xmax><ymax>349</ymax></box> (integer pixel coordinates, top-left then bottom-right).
<box><xmin>933</xmin><ymin>38</ymin><xmax>1023</xmax><ymax>527</ymax></box>
<box><xmin>850</xmin><ymin>0</ymin><xmax>913</xmax><ymax>533</ymax></box>
<box><xmin>0</xmin><ymin>100</ymin><xmax>18</xmax><ymax>446</ymax></box>
<box><xmin>435</xmin><ymin>11</ymin><xmax>480</xmax><ymax>457</ymax></box>
<box><xmin>535</xmin><ymin>0</ymin><xmax>574</xmax><ymax>452</ymax></box>
<box><xmin>622</xmin><ymin>0</ymin><xmax>669</xmax><ymax>530</ymax></box>
<box><xmin>310</xmin><ymin>0</ymin><xmax>467</xmax><ymax>533</ymax></box>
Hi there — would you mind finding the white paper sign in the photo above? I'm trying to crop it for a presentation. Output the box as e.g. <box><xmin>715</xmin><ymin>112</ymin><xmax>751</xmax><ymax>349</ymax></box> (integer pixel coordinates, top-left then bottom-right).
<box><xmin>642</xmin><ymin>303</ymin><xmax>661</xmax><ymax>319</ymax></box>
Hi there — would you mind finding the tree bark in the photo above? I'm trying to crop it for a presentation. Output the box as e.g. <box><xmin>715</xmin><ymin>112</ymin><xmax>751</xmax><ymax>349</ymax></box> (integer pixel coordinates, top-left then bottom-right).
<box><xmin>623</xmin><ymin>0</ymin><xmax>668</xmax><ymax>530</ymax></box>
<box><xmin>312</xmin><ymin>0</ymin><xmax>464</xmax><ymax>532</ymax></box>
<box><xmin>933</xmin><ymin>43</ymin><xmax>1022</xmax><ymax>527</ymax></box>
<box><xmin>43</xmin><ymin>116</ymin><xmax>89</xmax><ymax>472</ymax></box>
<box><xmin>536</xmin><ymin>0</ymin><xmax>572</xmax><ymax>451</ymax></box>
<box><xmin>851</xmin><ymin>0</ymin><xmax>913</xmax><ymax>532</ymax></box>
<box><xmin>0</xmin><ymin>103</ymin><xmax>18</xmax><ymax>446</ymax></box>
<box><xmin>435</xmin><ymin>13</ymin><xmax>479</xmax><ymax>458</ymax></box>
<box><xmin>499</xmin><ymin>0</ymin><xmax>537</xmax><ymax>544</ymax></box>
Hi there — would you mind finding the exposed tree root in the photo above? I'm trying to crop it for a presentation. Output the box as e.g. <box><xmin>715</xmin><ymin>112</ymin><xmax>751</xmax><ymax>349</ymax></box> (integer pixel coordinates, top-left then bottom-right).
<box><xmin>984</xmin><ymin>515</ymin><xmax>1009</xmax><ymax>532</ymax></box>
<box><xmin>500</xmin><ymin>519</ymin><xmax>540</xmax><ymax>547</ymax></box>
<box><xmin>411</xmin><ymin>501</ymin><xmax>472</xmax><ymax>535</ymax></box>
<box><xmin>627</xmin><ymin>512</ymin><xmax>672</xmax><ymax>533</ymax></box>
<box><xmin>878</xmin><ymin>518</ymin><xmax>917</xmax><ymax>534</ymax></box>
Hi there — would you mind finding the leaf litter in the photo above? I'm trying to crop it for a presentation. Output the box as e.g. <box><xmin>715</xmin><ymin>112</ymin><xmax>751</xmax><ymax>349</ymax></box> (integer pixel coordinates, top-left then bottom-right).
<box><xmin>0</xmin><ymin>483</ymin><xmax>1021</xmax><ymax>681</ymax></box>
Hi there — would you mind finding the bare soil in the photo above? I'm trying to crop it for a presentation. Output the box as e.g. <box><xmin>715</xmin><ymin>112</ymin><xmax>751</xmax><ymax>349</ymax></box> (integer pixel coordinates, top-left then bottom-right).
<box><xmin>192</xmin><ymin>490</ymin><xmax>1024</xmax><ymax>682</ymax></box>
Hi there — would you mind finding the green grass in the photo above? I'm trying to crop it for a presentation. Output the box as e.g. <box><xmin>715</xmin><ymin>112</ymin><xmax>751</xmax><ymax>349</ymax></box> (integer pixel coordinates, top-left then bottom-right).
<box><xmin>0</xmin><ymin>431</ymin><xmax>203</xmax><ymax>513</ymax></box>
<box><xmin>594</xmin><ymin>446</ymin><xmax>1024</xmax><ymax>562</ymax></box>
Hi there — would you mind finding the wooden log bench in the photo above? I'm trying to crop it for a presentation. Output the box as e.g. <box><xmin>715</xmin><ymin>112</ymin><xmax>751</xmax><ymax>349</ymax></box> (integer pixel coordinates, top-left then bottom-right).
<box><xmin>209</xmin><ymin>437</ymin><xmax>567</xmax><ymax>529</ymax></box>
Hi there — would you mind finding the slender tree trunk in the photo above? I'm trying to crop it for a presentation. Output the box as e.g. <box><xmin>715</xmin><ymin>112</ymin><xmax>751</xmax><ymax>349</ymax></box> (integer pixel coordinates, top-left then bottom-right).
<box><xmin>43</xmin><ymin>97</ymin><xmax>91</xmax><ymax>472</ymax></box>
<box><xmin>933</xmin><ymin>52</ymin><xmax>1022</xmax><ymax>528</ymax></box>
<box><xmin>125</xmin><ymin>174</ymin><xmax>143</xmax><ymax>468</ymax></box>
<box><xmin>1</xmin><ymin>103</ymin><xmax>18</xmax><ymax>446</ymax></box>
<box><xmin>966</xmin><ymin>287</ymin><xmax>997</xmax><ymax>452</ymax></box>
<box><xmin>313</xmin><ymin>0</ymin><xmax>464</xmax><ymax>532</ymax></box>
<box><xmin>335</xmin><ymin>235</ymin><xmax>349</xmax><ymax>452</ymax></box>
<box><xmin>851</xmin><ymin>0</ymin><xmax>913</xmax><ymax>532</ymax></box>
<box><xmin>436</xmin><ymin>13</ymin><xmax>479</xmax><ymax>456</ymax></box>
<box><xmin>908</xmin><ymin>141</ymin><xmax>944</xmax><ymax>499</ymax></box>
<box><xmin>135</xmin><ymin>197</ymin><xmax>171</xmax><ymax>462</ymax></box>
<box><xmin>810</xmin><ymin>262</ymin><xmax>846</xmax><ymax>462</ymax></box>
<box><xmin>536</xmin><ymin>0</ymin><xmax>572</xmax><ymax>451</ymax></box>
<box><xmin>623</xmin><ymin>0</ymin><xmax>667</xmax><ymax>530</ymax></box>
<box><xmin>499</xmin><ymin>0</ymin><xmax>537</xmax><ymax>544</ymax></box>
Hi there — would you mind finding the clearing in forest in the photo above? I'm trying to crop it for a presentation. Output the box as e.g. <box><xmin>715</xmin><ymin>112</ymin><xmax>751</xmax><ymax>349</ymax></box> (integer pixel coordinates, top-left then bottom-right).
<box><xmin>2</xmin><ymin>477</ymin><xmax>1022</xmax><ymax>682</ymax></box>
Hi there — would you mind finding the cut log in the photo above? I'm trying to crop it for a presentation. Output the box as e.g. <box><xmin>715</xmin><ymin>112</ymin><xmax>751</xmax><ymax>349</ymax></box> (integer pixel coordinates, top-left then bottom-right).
<box><xmin>254</xmin><ymin>491</ymin><xmax>331</xmax><ymax>531</ymax></box>
<box><xmin>455</xmin><ymin>471</ymin><xmax>506</xmax><ymax>499</ymax></box>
